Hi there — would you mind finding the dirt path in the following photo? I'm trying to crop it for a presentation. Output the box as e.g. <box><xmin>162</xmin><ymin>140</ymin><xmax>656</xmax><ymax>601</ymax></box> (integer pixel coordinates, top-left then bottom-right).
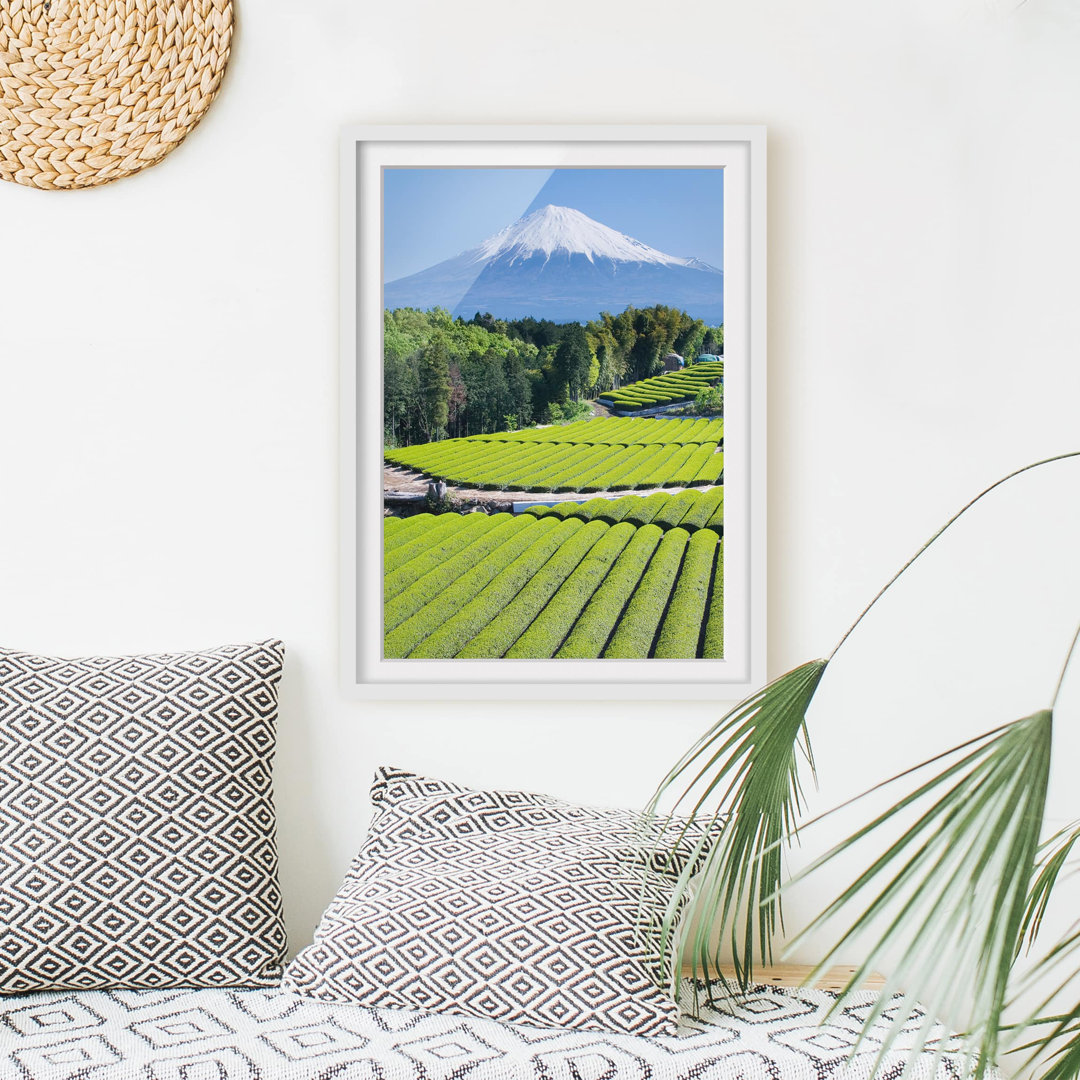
<box><xmin>383</xmin><ymin>463</ymin><xmax>718</xmax><ymax>513</ymax></box>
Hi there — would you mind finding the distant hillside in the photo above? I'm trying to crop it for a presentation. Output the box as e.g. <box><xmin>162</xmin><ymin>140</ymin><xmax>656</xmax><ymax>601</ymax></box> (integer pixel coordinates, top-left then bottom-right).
<box><xmin>384</xmin><ymin>205</ymin><xmax>724</xmax><ymax>323</ymax></box>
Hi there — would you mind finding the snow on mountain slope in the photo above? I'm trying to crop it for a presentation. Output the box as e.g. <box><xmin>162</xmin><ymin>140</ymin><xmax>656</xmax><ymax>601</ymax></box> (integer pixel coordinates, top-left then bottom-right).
<box><xmin>383</xmin><ymin>205</ymin><xmax>723</xmax><ymax>323</ymax></box>
<box><xmin>472</xmin><ymin>205</ymin><xmax>705</xmax><ymax>269</ymax></box>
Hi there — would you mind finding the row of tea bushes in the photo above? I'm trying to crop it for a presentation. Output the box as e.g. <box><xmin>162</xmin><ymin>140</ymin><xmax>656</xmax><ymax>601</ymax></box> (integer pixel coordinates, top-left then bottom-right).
<box><xmin>386</xmin><ymin>417</ymin><xmax>724</xmax><ymax>492</ymax></box>
<box><xmin>402</xmin><ymin>416</ymin><xmax>725</xmax><ymax>449</ymax></box>
<box><xmin>383</xmin><ymin>512</ymin><xmax>724</xmax><ymax>660</ymax></box>
<box><xmin>523</xmin><ymin>486</ymin><xmax>724</xmax><ymax>533</ymax></box>
<box><xmin>601</xmin><ymin>528</ymin><xmax>690</xmax><ymax>658</ymax></box>
<box><xmin>388</xmin><ymin>514</ymin><xmax>540</xmax><ymax>630</ymax></box>
<box><xmin>597</xmin><ymin>360</ymin><xmax>723</xmax><ymax>413</ymax></box>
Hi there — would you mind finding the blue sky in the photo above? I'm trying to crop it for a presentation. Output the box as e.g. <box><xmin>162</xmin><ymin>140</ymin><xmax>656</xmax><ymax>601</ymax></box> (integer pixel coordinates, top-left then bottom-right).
<box><xmin>382</xmin><ymin>168</ymin><xmax>724</xmax><ymax>281</ymax></box>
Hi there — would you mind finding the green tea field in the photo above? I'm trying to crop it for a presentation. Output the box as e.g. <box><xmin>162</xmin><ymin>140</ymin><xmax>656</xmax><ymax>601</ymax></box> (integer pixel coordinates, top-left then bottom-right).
<box><xmin>597</xmin><ymin>359</ymin><xmax>723</xmax><ymax>413</ymax></box>
<box><xmin>384</xmin><ymin>490</ymin><xmax>724</xmax><ymax>660</ymax></box>
<box><xmin>385</xmin><ymin>417</ymin><xmax>724</xmax><ymax>492</ymax></box>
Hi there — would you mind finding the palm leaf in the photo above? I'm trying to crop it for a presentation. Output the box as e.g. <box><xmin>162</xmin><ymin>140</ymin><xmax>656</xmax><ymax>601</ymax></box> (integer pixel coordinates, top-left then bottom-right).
<box><xmin>1020</xmin><ymin>820</ymin><xmax>1080</xmax><ymax>957</ymax></box>
<box><xmin>992</xmin><ymin>822</ymin><xmax>1080</xmax><ymax>1076</ymax></box>
<box><xmin>1009</xmin><ymin>1006</ymin><xmax>1080</xmax><ymax>1080</ymax></box>
<box><xmin>646</xmin><ymin>658</ymin><xmax>827</xmax><ymax>992</ymax></box>
<box><xmin>646</xmin><ymin>452</ymin><xmax>1078</xmax><ymax>1066</ymax></box>
<box><xmin>1028</xmin><ymin>1026</ymin><xmax>1080</xmax><ymax>1080</ymax></box>
<box><xmin>784</xmin><ymin>709</ymin><xmax>1052</xmax><ymax>1080</ymax></box>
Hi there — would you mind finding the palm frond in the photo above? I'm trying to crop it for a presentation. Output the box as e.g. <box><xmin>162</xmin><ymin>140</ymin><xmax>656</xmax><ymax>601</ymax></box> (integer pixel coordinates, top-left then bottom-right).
<box><xmin>1030</xmin><ymin>1028</ymin><xmax>1080</xmax><ymax>1080</ymax></box>
<box><xmin>1020</xmin><ymin>820</ymin><xmax>1080</xmax><ymax>957</ymax></box>
<box><xmin>646</xmin><ymin>658</ymin><xmax>827</xmax><ymax>992</ymax></box>
<box><xmin>1009</xmin><ymin>1007</ymin><xmax>1080</xmax><ymax>1080</ymax></box>
<box><xmin>785</xmin><ymin>709</ymin><xmax>1053</xmax><ymax>1080</ymax></box>
<box><xmin>1011</xmin><ymin>922</ymin><xmax>1080</xmax><ymax>1027</ymax></box>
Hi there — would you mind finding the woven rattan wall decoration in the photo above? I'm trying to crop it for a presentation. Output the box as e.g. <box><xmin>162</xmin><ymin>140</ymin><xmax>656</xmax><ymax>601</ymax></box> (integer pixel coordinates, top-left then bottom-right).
<box><xmin>0</xmin><ymin>0</ymin><xmax>233</xmax><ymax>190</ymax></box>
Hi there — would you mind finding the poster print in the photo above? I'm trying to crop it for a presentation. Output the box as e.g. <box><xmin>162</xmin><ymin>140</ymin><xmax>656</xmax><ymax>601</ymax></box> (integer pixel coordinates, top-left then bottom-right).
<box><xmin>344</xmin><ymin>127</ymin><xmax>765</xmax><ymax>700</ymax></box>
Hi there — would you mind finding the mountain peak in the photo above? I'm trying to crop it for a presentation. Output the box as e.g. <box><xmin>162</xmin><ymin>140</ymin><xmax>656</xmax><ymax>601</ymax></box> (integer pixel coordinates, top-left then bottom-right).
<box><xmin>383</xmin><ymin>203</ymin><xmax>723</xmax><ymax>323</ymax></box>
<box><xmin>474</xmin><ymin>204</ymin><xmax>696</xmax><ymax>268</ymax></box>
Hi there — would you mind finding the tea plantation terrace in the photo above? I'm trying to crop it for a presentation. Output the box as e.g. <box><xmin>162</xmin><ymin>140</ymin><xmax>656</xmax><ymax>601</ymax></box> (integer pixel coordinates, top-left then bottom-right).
<box><xmin>385</xmin><ymin>417</ymin><xmax>724</xmax><ymax>492</ymax></box>
<box><xmin>384</xmin><ymin>489</ymin><xmax>723</xmax><ymax>660</ymax></box>
<box><xmin>597</xmin><ymin>359</ymin><xmax>723</xmax><ymax>414</ymax></box>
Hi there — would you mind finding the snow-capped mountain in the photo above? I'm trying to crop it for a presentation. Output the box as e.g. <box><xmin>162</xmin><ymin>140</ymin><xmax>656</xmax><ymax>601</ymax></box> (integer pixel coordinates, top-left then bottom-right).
<box><xmin>383</xmin><ymin>205</ymin><xmax>723</xmax><ymax>323</ymax></box>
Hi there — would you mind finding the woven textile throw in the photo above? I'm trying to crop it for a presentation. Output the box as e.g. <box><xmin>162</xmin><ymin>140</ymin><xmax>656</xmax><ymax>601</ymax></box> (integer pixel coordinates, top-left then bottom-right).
<box><xmin>0</xmin><ymin>0</ymin><xmax>233</xmax><ymax>190</ymax></box>
<box><xmin>284</xmin><ymin>767</ymin><xmax>710</xmax><ymax>1037</ymax></box>
<box><xmin>0</xmin><ymin>640</ymin><xmax>287</xmax><ymax>993</ymax></box>
<box><xmin>0</xmin><ymin>982</ymin><xmax>984</xmax><ymax>1080</ymax></box>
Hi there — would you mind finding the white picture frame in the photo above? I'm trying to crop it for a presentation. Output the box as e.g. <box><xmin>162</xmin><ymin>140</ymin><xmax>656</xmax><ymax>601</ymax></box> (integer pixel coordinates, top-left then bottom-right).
<box><xmin>342</xmin><ymin>125</ymin><xmax>766</xmax><ymax>701</ymax></box>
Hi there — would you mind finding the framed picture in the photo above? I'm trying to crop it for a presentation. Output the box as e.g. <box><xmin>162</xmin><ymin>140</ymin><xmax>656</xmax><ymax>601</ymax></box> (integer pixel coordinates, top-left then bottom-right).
<box><xmin>342</xmin><ymin>125</ymin><xmax>766</xmax><ymax>700</ymax></box>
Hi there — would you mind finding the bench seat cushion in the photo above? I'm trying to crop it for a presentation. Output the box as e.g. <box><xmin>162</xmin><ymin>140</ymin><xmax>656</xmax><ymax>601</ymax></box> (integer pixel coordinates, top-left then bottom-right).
<box><xmin>0</xmin><ymin>980</ymin><xmax>976</xmax><ymax>1080</ymax></box>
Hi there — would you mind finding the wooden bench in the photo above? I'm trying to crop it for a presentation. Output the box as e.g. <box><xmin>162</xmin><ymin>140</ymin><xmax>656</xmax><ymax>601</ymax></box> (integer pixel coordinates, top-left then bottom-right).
<box><xmin>689</xmin><ymin>963</ymin><xmax>887</xmax><ymax>992</ymax></box>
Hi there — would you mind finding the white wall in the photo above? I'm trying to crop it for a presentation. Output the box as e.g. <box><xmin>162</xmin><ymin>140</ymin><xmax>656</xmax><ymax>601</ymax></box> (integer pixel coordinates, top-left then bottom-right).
<box><xmin>3</xmin><ymin>0</ymin><xmax>1080</xmax><ymax>981</ymax></box>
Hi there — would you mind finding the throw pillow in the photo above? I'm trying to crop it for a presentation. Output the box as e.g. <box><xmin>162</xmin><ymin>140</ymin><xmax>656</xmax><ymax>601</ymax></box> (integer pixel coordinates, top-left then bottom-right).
<box><xmin>283</xmin><ymin>767</ymin><xmax>710</xmax><ymax>1036</ymax></box>
<box><xmin>0</xmin><ymin>639</ymin><xmax>287</xmax><ymax>993</ymax></box>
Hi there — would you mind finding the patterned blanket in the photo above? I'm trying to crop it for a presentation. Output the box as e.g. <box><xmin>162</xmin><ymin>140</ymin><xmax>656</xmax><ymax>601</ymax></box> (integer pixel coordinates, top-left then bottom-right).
<box><xmin>0</xmin><ymin>981</ymin><xmax>974</xmax><ymax>1080</ymax></box>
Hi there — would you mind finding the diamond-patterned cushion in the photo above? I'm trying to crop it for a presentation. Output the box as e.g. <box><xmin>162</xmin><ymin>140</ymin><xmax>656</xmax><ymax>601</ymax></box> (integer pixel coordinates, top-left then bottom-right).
<box><xmin>283</xmin><ymin>767</ymin><xmax>710</xmax><ymax>1037</ymax></box>
<box><xmin>0</xmin><ymin>640</ymin><xmax>287</xmax><ymax>993</ymax></box>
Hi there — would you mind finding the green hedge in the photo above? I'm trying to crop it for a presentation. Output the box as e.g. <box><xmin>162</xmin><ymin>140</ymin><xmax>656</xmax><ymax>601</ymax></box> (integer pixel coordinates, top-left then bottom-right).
<box><xmin>685</xmin><ymin>418</ymin><xmax>724</xmax><ymax>442</ymax></box>
<box><xmin>384</xmin><ymin>516</ymin><xmax>546</xmax><ymax>646</ymax></box>
<box><xmin>582</xmin><ymin>444</ymin><xmax>659</xmax><ymax>491</ymax></box>
<box><xmin>573</xmin><ymin>497</ymin><xmax>630</xmax><ymax>524</ymax></box>
<box><xmin>695</xmin><ymin>450</ymin><xmax>725</xmax><ymax>485</ymax></box>
<box><xmin>385</xmin><ymin>418</ymin><xmax>724</xmax><ymax>493</ymax></box>
<box><xmin>653</xmin><ymin>529</ymin><xmax>719</xmax><ymax>658</ymax></box>
<box><xmin>599</xmin><ymin>364</ymin><xmax>723</xmax><ymax>412</ymax></box>
<box><xmin>515</xmin><ymin>442</ymin><xmax>618</xmax><ymax>492</ymax></box>
<box><xmin>702</xmin><ymin>538</ymin><xmax>724</xmax><ymax>659</ymax></box>
<box><xmin>384</xmin><ymin>513</ymin><xmax>501</xmax><ymax>602</ymax></box>
<box><xmin>546</xmin><ymin>502</ymin><xmax>585</xmax><ymax>519</ymax></box>
<box><xmin>706</xmin><ymin>497</ymin><xmax>724</xmax><ymax>530</ymax></box>
<box><xmin>521</xmin><ymin>489</ymin><xmax>722</xmax><ymax>535</ymax></box>
<box><xmin>567</xmin><ymin>446</ymin><xmax>634</xmax><ymax>491</ymax></box>
<box><xmin>650</xmin><ymin>487</ymin><xmax>704</xmax><ymax>529</ymax></box>
<box><xmin>383</xmin><ymin>513</ymin><xmax>436</xmax><ymax>551</ymax></box>
<box><xmin>555</xmin><ymin>525</ymin><xmax>664</xmax><ymax>658</ymax></box>
<box><xmin>384</xmin><ymin>513</ymin><xmax>476</xmax><ymax>575</ymax></box>
<box><xmin>520</xmin><ymin>503</ymin><xmax>556</xmax><ymax>518</ymax></box>
<box><xmin>656</xmin><ymin>446</ymin><xmax>700</xmax><ymax>488</ymax></box>
<box><xmin>456</xmin><ymin>520</ymin><xmax>610</xmax><ymax>658</ymax></box>
<box><xmin>505</xmin><ymin>523</ymin><xmax>636</xmax><ymax>658</ymax></box>
<box><xmin>671</xmin><ymin>442</ymin><xmax>719</xmax><ymax>486</ymax></box>
<box><xmin>409</xmin><ymin>519</ymin><xmax>584</xmax><ymax>658</ymax></box>
<box><xmin>496</xmin><ymin>442</ymin><xmax>592</xmax><ymax>488</ymax></box>
<box><xmin>628</xmin><ymin>445</ymin><xmax>693</xmax><ymax>489</ymax></box>
<box><xmin>679</xmin><ymin>486</ymin><xmax>724</xmax><ymax>532</ymax></box>
<box><xmin>382</xmin><ymin>503</ymin><xmax>724</xmax><ymax>659</ymax></box>
<box><xmin>602</xmin><ymin>528</ymin><xmax>691</xmax><ymax>658</ymax></box>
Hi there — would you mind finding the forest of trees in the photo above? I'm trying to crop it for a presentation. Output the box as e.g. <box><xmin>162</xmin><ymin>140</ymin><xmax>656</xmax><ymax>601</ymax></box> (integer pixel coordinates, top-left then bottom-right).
<box><xmin>384</xmin><ymin>305</ymin><xmax>724</xmax><ymax>448</ymax></box>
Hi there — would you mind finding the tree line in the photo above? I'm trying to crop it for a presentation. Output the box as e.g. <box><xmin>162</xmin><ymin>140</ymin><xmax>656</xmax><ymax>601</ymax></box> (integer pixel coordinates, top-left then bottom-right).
<box><xmin>384</xmin><ymin>306</ymin><xmax>723</xmax><ymax>447</ymax></box>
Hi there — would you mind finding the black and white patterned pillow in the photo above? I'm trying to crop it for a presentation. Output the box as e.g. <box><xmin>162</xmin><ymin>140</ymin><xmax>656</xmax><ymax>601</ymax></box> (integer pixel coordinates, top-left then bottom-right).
<box><xmin>283</xmin><ymin>767</ymin><xmax>710</xmax><ymax>1037</ymax></box>
<box><xmin>0</xmin><ymin>640</ymin><xmax>287</xmax><ymax>994</ymax></box>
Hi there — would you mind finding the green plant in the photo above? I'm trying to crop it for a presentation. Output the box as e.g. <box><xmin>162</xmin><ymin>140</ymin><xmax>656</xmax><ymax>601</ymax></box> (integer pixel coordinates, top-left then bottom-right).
<box><xmin>383</xmin><ymin>514</ymin><xmax>496</xmax><ymax>600</ymax></box>
<box><xmin>505</xmin><ymin>524</ymin><xmax>637</xmax><ymax>658</ymax></box>
<box><xmin>647</xmin><ymin>452</ymin><xmax>1080</xmax><ymax>1080</ymax></box>
<box><xmin>384</xmin><ymin>516</ymin><xmax>550</xmax><ymax>652</ymax></box>
<box><xmin>653</xmin><ymin>529</ymin><xmax>720</xmax><ymax>658</ymax></box>
<box><xmin>556</xmin><ymin>525</ymin><xmax>664</xmax><ymax>657</ymax></box>
<box><xmin>694</xmin><ymin>384</ymin><xmax>724</xmax><ymax>415</ymax></box>
<box><xmin>603</xmin><ymin>528</ymin><xmax>690</xmax><ymax>659</ymax></box>
<box><xmin>409</xmin><ymin>519</ymin><xmax>583</xmax><ymax>658</ymax></box>
<box><xmin>385</xmin><ymin>417</ymin><xmax>723</xmax><ymax>492</ymax></box>
<box><xmin>383</xmin><ymin>513</ymin><xmax>472</xmax><ymax>574</ymax></box>
<box><xmin>457</xmin><ymin>520</ymin><xmax>609</xmax><ymax>658</ymax></box>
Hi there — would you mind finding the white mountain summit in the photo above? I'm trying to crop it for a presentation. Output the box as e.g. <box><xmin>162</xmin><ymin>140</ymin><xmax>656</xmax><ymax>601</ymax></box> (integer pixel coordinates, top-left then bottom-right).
<box><xmin>472</xmin><ymin>205</ymin><xmax>702</xmax><ymax>269</ymax></box>
<box><xmin>384</xmin><ymin>204</ymin><xmax>723</xmax><ymax>323</ymax></box>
